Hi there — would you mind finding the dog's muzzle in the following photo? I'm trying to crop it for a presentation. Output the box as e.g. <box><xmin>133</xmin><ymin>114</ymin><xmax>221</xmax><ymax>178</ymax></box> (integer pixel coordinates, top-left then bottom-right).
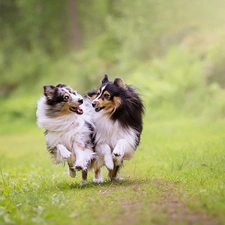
<box><xmin>92</xmin><ymin>100</ymin><xmax>96</xmax><ymax>108</ymax></box>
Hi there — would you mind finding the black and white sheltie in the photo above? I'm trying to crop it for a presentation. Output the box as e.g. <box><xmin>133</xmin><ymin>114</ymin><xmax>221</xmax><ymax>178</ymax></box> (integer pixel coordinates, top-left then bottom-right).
<box><xmin>89</xmin><ymin>75</ymin><xmax>144</xmax><ymax>182</ymax></box>
<box><xmin>36</xmin><ymin>84</ymin><xmax>96</xmax><ymax>185</ymax></box>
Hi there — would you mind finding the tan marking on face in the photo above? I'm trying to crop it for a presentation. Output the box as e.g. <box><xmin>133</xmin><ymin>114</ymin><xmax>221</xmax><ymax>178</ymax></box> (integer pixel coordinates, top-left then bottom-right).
<box><xmin>58</xmin><ymin>103</ymin><xmax>71</xmax><ymax>115</ymax></box>
<box><xmin>113</xmin><ymin>96</ymin><xmax>121</xmax><ymax>110</ymax></box>
<box><xmin>103</xmin><ymin>91</ymin><xmax>110</xmax><ymax>99</ymax></box>
<box><xmin>95</xmin><ymin>91</ymin><xmax>121</xmax><ymax>115</ymax></box>
<box><xmin>58</xmin><ymin>94</ymin><xmax>80</xmax><ymax>116</ymax></box>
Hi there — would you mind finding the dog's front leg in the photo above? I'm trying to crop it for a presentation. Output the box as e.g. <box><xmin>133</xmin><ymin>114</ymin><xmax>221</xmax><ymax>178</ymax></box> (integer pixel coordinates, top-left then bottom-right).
<box><xmin>72</xmin><ymin>144</ymin><xmax>90</xmax><ymax>185</ymax></box>
<box><xmin>96</xmin><ymin>143</ymin><xmax>113</xmax><ymax>170</ymax></box>
<box><xmin>73</xmin><ymin>144</ymin><xmax>96</xmax><ymax>171</ymax></box>
<box><xmin>113</xmin><ymin>139</ymin><xmax>134</xmax><ymax>165</ymax></box>
<box><xmin>55</xmin><ymin>144</ymin><xmax>71</xmax><ymax>163</ymax></box>
<box><xmin>67</xmin><ymin>158</ymin><xmax>76</xmax><ymax>178</ymax></box>
<box><xmin>73</xmin><ymin>144</ymin><xmax>87</xmax><ymax>171</ymax></box>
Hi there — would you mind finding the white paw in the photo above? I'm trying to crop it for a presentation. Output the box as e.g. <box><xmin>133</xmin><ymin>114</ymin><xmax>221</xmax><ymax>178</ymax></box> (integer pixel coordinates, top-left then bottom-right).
<box><xmin>93</xmin><ymin>178</ymin><xmax>104</xmax><ymax>183</ymax></box>
<box><xmin>80</xmin><ymin>180</ymin><xmax>89</xmax><ymax>186</ymax></box>
<box><xmin>62</xmin><ymin>151</ymin><xmax>71</xmax><ymax>159</ymax></box>
<box><xmin>57</xmin><ymin>144</ymin><xmax>71</xmax><ymax>159</ymax></box>
<box><xmin>74</xmin><ymin>160</ymin><xmax>88</xmax><ymax>171</ymax></box>
<box><xmin>104</xmin><ymin>157</ymin><xmax>114</xmax><ymax>170</ymax></box>
<box><xmin>113</xmin><ymin>148</ymin><xmax>124</xmax><ymax>158</ymax></box>
<box><xmin>74</xmin><ymin>164</ymin><xmax>86</xmax><ymax>171</ymax></box>
<box><xmin>74</xmin><ymin>151</ymin><xmax>96</xmax><ymax>171</ymax></box>
<box><xmin>112</xmin><ymin>177</ymin><xmax>124</xmax><ymax>181</ymax></box>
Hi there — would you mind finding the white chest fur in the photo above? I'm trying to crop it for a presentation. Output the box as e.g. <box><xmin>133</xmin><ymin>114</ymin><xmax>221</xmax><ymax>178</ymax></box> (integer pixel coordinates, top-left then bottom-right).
<box><xmin>36</xmin><ymin>97</ymin><xmax>92</xmax><ymax>151</ymax></box>
<box><xmin>94</xmin><ymin>112</ymin><xmax>138</xmax><ymax>151</ymax></box>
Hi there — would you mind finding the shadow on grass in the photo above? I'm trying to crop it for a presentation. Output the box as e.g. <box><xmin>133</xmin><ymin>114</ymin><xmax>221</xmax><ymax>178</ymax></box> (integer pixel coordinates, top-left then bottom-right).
<box><xmin>55</xmin><ymin>178</ymin><xmax>151</xmax><ymax>190</ymax></box>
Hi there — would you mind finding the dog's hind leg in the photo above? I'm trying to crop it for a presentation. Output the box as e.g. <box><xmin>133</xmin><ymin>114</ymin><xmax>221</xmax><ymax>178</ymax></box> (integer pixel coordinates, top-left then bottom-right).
<box><xmin>93</xmin><ymin>168</ymin><xmax>103</xmax><ymax>183</ymax></box>
<box><xmin>67</xmin><ymin>162</ymin><xmax>76</xmax><ymax>178</ymax></box>
<box><xmin>80</xmin><ymin>170</ymin><xmax>89</xmax><ymax>186</ymax></box>
<box><xmin>108</xmin><ymin>162</ymin><xmax>123</xmax><ymax>181</ymax></box>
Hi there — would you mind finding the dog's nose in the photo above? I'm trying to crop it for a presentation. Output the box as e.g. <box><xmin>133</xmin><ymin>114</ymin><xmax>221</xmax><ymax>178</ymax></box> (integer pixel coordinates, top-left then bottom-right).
<box><xmin>78</xmin><ymin>98</ymin><xmax>83</xmax><ymax>104</ymax></box>
<box><xmin>92</xmin><ymin>101</ymin><xmax>96</xmax><ymax>107</ymax></box>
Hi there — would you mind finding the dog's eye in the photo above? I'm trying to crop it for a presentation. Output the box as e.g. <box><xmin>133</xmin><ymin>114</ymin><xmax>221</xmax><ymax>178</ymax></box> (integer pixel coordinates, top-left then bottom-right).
<box><xmin>104</xmin><ymin>93</ymin><xmax>110</xmax><ymax>98</ymax></box>
<box><xmin>70</xmin><ymin>90</ymin><xmax>76</xmax><ymax>95</ymax></box>
<box><xmin>64</xmin><ymin>95</ymin><xmax>69</xmax><ymax>101</ymax></box>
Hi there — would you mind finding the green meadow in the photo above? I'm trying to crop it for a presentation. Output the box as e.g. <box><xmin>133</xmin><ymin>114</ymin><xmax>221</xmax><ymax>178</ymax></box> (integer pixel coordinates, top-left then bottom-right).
<box><xmin>1</xmin><ymin>117</ymin><xmax>225</xmax><ymax>225</ymax></box>
<box><xmin>1</xmin><ymin>1</ymin><xmax>225</xmax><ymax>224</ymax></box>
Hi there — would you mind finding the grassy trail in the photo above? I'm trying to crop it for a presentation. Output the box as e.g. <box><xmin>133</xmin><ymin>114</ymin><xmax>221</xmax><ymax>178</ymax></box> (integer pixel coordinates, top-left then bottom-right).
<box><xmin>0</xmin><ymin>118</ymin><xmax>225</xmax><ymax>225</ymax></box>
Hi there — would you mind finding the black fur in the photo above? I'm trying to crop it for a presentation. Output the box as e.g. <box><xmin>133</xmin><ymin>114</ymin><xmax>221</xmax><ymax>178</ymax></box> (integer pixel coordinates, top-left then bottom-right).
<box><xmin>98</xmin><ymin>74</ymin><xmax>144</xmax><ymax>146</ymax></box>
<box><xmin>85</xmin><ymin>121</ymin><xmax>96</xmax><ymax>146</ymax></box>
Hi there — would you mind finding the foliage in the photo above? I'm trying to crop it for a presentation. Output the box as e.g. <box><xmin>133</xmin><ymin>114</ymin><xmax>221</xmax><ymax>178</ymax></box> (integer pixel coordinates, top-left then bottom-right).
<box><xmin>127</xmin><ymin>45</ymin><xmax>225</xmax><ymax>119</ymax></box>
<box><xmin>1</xmin><ymin>43</ymin><xmax>225</xmax><ymax>123</ymax></box>
<box><xmin>1</xmin><ymin>0</ymin><xmax>225</xmax><ymax>122</ymax></box>
<box><xmin>0</xmin><ymin>0</ymin><xmax>68</xmax><ymax>54</ymax></box>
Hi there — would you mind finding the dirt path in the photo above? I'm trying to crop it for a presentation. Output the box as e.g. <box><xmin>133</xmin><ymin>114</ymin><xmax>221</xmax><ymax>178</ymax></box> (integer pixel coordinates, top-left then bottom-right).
<box><xmin>100</xmin><ymin>180</ymin><xmax>217</xmax><ymax>225</ymax></box>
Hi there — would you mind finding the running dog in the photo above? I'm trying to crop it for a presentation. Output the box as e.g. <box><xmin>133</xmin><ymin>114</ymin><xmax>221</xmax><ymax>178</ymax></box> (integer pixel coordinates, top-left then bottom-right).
<box><xmin>36</xmin><ymin>84</ymin><xmax>96</xmax><ymax>185</ymax></box>
<box><xmin>89</xmin><ymin>75</ymin><xmax>144</xmax><ymax>182</ymax></box>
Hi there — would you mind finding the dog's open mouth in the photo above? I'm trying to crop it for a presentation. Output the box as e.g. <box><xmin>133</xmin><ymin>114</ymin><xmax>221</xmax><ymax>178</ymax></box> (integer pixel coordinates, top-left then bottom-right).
<box><xmin>95</xmin><ymin>106</ymin><xmax>105</xmax><ymax>112</ymax></box>
<box><xmin>69</xmin><ymin>106</ymin><xmax>83</xmax><ymax>115</ymax></box>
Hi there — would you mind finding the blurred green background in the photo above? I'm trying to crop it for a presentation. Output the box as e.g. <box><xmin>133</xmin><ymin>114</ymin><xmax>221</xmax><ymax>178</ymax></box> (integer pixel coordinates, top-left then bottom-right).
<box><xmin>1</xmin><ymin>0</ymin><xmax>225</xmax><ymax>129</ymax></box>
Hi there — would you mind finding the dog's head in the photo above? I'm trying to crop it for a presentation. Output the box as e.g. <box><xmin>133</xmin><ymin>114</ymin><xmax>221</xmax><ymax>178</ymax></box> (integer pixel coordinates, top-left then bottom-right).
<box><xmin>43</xmin><ymin>84</ymin><xmax>84</xmax><ymax>115</ymax></box>
<box><xmin>91</xmin><ymin>74</ymin><xmax>126</xmax><ymax>114</ymax></box>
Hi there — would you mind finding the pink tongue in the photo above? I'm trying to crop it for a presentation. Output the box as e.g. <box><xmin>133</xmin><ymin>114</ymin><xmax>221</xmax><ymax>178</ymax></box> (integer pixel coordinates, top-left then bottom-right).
<box><xmin>77</xmin><ymin>106</ymin><xmax>83</xmax><ymax>114</ymax></box>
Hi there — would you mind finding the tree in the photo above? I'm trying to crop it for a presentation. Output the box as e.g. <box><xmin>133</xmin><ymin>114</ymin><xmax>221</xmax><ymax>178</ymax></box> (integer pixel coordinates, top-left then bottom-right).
<box><xmin>69</xmin><ymin>0</ymin><xmax>82</xmax><ymax>51</ymax></box>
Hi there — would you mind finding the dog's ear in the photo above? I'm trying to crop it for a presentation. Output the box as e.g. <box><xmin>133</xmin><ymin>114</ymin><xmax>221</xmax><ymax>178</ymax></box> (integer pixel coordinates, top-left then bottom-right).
<box><xmin>85</xmin><ymin>89</ymin><xmax>98</xmax><ymax>101</ymax></box>
<box><xmin>101</xmin><ymin>74</ymin><xmax>109</xmax><ymax>84</ymax></box>
<box><xmin>114</xmin><ymin>78</ymin><xmax>126</xmax><ymax>89</ymax></box>
<box><xmin>56</xmin><ymin>83</ymin><xmax>66</xmax><ymax>88</ymax></box>
<box><xmin>43</xmin><ymin>85</ymin><xmax>56</xmax><ymax>100</ymax></box>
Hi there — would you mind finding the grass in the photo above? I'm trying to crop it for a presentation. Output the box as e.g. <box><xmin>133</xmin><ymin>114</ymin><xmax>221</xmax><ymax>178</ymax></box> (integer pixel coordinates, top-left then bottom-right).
<box><xmin>0</xmin><ymin>117</ymin><xmax>225</xmax><ymax>225</ymax></box>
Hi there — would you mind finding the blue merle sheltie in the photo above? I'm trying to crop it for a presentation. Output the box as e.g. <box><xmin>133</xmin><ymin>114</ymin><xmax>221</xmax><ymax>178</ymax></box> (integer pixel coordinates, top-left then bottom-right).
<box><xmin>36</xmin><ymin>84</ymin><xmax>96</xmax><ymax>185</ymax></box>
<box><xmin>89</xmin><ymin>74</ymin><xmax>144</xmax><ymax>182</ymax></box>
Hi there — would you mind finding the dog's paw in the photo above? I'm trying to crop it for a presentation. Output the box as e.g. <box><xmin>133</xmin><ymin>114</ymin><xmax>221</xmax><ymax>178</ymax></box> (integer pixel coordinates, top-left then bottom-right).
<box><xmin>68</xmin><ymin>168</ymin><xmax>76</xmax><ymax>178</ymax></box>
<box><xmin>111</xmin><ymin>177</ymin><xmax>124</xmax><ymax>181</ymax></box>
<box><xmin>74</xmin><ymin>160</ymin><xmax>88</xmax><ymax>171</ymax></box>
<box><xmin>57</xmin><ymin>144</ymin><xmax>71</xmax><ymax>159</ymax></box>
<box><xmin>93</xmin><ymin>178</ymin><xmax>104</xmax><ymax>183</ymax></box>
<box><xmin>104</xmin><ymin>157</ymin><xmax>114</xmax><ymax>170</ymax></box>
<box><xmin>62</xmin><ymin>151</ymin><xmax>71</xmax><ymax>159</ymax></box>
<box><xmin>80</xmin><ymin>180</ymin><xmax>89</xmax><ymax>186</ymax></box>
<box><xmin>74</xmin><ymin>165</ymin><xmax>86</xmax><ymax>171</ymax></box>
<box><xmin>91</xmin><ymin>152</ymin><xmax>98</xmax><ymax>160</ymax></box>
<box><xmin>112</xmin><ymin>148</ymin><xmax>124</xmax><ymax>158</ymax></box>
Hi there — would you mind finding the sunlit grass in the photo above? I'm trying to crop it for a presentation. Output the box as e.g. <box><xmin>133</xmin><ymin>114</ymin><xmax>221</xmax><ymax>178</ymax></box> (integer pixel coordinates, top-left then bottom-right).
<box><xmin>0</xmin><ymin>118</ymin><xmax>225</xmax><ymax>224</ymax></box>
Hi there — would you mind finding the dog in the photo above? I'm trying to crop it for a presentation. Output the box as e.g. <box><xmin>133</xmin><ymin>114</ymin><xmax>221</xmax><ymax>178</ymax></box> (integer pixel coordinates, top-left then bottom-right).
<box><xmin>88</xmin><ymin>74</ymin><xmax>144</xmax><ymax>182</ymax></box>
<box><xmin>36</xmin><ymin>83</ymin><xmax>96</xmax><ymax>185</ymax></box>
